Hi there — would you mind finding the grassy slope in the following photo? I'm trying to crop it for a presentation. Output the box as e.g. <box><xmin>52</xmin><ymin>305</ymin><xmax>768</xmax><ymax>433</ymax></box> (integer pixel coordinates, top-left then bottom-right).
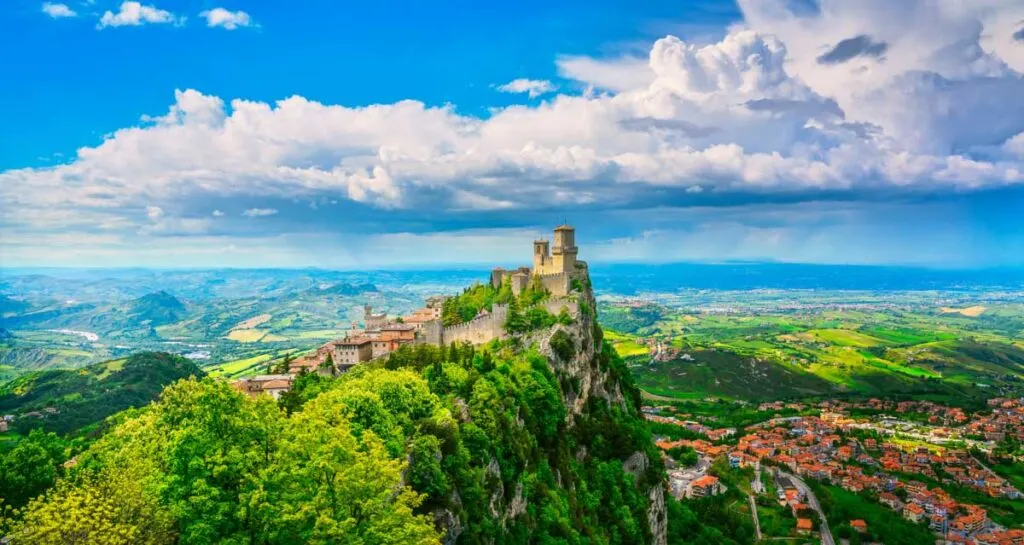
<box><xmin>0</xmin><ymin>352</ymin><xmax>204</xmax><ymax>435</ymax></box>
<box><xmin>632</xmin><ymin>348</ymin><xmax>836</xmax><ymax>400</ymax></box>
<box><xmin>607</xmin><ymin>304</ymin><xmax>1024</xmax><ymax>402</ymax></box>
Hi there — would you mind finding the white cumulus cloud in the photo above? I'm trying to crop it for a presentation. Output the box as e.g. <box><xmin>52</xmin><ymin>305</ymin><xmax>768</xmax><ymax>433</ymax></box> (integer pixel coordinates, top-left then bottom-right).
<box><xmin>42</xmin><ymin>2</ymin><xmax>77</xmax><ymax>18</ymax></box>
<box><xmin>98</xmin><ymin>1</ymin><xmax>181</xmax><ymax>29</ymax></box>
<box><xmin>3</xmin><ymin>0</ymin><xmax>1024</xmax><ymax>267</ymax></box>
<box><xmin>199</xmin><ymin>7</ymin><xmax>253</xmax><ymax>30</ymax></box>
<box><xmin>496</xmin><ymin>79</ymin><xmax>558</xmax><ymax>98</ymax></box>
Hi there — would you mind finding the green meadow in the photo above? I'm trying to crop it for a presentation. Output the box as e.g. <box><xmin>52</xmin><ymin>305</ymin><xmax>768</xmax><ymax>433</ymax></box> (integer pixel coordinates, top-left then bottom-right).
<box><xmin>603</xmin><ymin>294</ymin><xmax>1024</xmax><ymax>402</ymax></box>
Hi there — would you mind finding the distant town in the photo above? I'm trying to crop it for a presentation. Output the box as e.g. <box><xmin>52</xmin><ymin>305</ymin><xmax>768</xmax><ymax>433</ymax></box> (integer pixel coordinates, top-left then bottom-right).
<box><xmin>647</xmin><ymin>397</ymin><xmax>1024</xmax><ymax>544</ymax></box>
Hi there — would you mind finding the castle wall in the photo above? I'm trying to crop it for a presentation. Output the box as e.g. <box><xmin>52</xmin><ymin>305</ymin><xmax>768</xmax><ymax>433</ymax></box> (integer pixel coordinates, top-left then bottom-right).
<box><xmin>422</xmin><ymin>304</ymin><xmax>508</xmax><ymax>347</ymax></box>
<box><xmin>490</xmin><ymin>268</ymin><xmax>507</xmax><ymax>289</ymax></box>
<box><xmin>510</xmin><ymin>273</ymin><xmax>529</xmax><ymax>296</ymax></box>
<box><xmin>442</xmin><ymin>303</ymin><xmax>508</xmax><ymax>345</ymax></box>
<box><xmin>543</xmin><ymin>297</ymin><xmax>578</xmax><ymax>317</ymax></box>
<box><xmin>537</xmin><ymin>272</ymin><xmax>571</xmax><ymax>297</ymax></box>
<box><xmin>533</xmin><ymin>240</ymin><xmax>551</xmax><ymax>273</ymax></box>
<box><xmin>422</xmin><ymin>319</ymin><xmax>443</xmax><ymax>346</ymax></box>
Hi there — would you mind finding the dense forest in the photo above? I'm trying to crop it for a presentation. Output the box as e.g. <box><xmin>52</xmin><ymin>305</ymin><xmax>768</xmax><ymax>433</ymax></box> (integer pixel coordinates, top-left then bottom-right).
<box><xmin>0</xmin><ymin>352</ymin><xmax>204</xmax><ymax>435</ymax></box>
<box><xmin>0</xmin><ymin>274</ymin><xmax>750</xmax><ymax>544</ymax></box>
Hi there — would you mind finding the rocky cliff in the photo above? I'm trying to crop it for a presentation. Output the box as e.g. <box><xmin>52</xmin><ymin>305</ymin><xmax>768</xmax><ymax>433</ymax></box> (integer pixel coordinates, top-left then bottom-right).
<box><xmin>432</xmin><ymin>262</ymin><xmax>668</xmax><ymax>544</ymax></box>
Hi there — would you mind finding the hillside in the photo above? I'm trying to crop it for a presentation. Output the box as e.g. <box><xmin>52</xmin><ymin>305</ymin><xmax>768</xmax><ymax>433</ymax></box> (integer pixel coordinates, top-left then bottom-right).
<box><xmin>603</xmin><ymin>293</ymin><xmax>1024</xmax><ymax>404</ymax></box>
<box><xmin>0</xmin><ymin>352</ymin><xmax>204</xmax><ymax>435</ymax></box>
<box><xmin>127</xmin><ymin>290</ymin><xmax>187</xmax><ymax>325</ymax></box>
<box><xmin>315</xmin><ymin>281</ymin><xmax>378</xmax><ymax>295</ymax></box>
<box><xmin>0</xmin><ymin>267</ymin><xmax>756</xmax><ymax>545</ymax></box>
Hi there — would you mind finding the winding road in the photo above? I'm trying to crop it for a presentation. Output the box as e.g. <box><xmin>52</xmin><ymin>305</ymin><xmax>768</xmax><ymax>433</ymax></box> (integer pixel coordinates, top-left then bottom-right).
<box><xmin>777</xmin><ymin>470</ymin><xmax>835</xmax><ymax>545</ymax></box>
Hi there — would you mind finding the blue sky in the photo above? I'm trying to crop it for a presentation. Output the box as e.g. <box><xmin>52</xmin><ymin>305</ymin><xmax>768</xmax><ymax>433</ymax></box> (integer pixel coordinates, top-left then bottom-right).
<box><xmin>2</xmin><ymin>0</ymin><xmax>1023</xmax><ymax>269</ymax></box>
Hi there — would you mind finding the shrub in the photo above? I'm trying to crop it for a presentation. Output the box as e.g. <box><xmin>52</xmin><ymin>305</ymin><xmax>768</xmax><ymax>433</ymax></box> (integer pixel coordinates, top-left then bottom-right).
<box><xmin>550</xmin><ymin>330</ymin><xmax>575</xmax><ymax>362</ymax></box>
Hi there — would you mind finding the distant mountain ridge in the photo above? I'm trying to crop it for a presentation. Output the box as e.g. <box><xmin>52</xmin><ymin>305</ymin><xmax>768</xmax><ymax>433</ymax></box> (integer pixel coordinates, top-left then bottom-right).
<box><xmin>315</xmin><ymin>281</ymin><xmax>378</xmax><ymax>295</ymax></box>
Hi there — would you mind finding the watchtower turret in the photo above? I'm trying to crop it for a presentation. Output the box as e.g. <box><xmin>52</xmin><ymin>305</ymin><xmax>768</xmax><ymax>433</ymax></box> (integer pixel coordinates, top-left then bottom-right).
<box><xmin>533</xmin><ymin>239</ymin><xmax>552</xmax><ymax>273</ymax></box>
<box><xmin>552</xmin><ymin>224</ymin><xmax>577</xmax><ymax>273</ymax></box>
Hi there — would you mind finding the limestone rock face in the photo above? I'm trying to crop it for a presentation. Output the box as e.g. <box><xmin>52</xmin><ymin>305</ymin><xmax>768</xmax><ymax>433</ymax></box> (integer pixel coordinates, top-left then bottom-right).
<box><xmin>536</xmin><ymin>264</ymin><xmax>628</xmax><ymax>422</ymax></box>
<box><xmin>647</xmin><ymin>484</ymin><xmax>668</xmax><ymax>545</ymax></box>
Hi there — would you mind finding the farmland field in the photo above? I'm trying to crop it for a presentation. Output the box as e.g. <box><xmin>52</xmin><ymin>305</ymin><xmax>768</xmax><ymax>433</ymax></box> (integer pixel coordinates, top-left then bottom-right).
<box><xmin>602</xmin><ymin>288</ymin><xmax>1024</xmax><ymax>403</ymax></box>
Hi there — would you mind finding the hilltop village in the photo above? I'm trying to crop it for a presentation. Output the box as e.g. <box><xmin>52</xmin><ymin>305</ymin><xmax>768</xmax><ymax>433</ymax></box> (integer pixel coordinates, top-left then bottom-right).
<box><xmin>234</xmin><ymin>224</ymin><xmax>585</xmax><ymax>398</ymax></box>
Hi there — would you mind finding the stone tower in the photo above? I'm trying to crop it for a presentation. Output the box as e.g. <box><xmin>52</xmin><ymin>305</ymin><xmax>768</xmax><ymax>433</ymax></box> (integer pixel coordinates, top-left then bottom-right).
<box><xmin>551</xmin><ymin>224</ymin><xmax>578</xmax><ymax>273</ymax></box>
<box><xmin>363</xmin><ymin>305</ymin><xmax>387</xmax><ymax>331</ymax></box>
<box><xmin>533</xmin><ymin>239</ymin><xmax>552</xmax><ymax>273</ymax></box>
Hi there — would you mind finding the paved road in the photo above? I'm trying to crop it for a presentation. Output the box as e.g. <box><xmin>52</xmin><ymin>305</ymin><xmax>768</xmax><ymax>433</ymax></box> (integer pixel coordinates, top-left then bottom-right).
<box><xmin>752</xmin><ymin>467</ymin><xmax>765</xmax><ymax>494</ymax></box>
<box><xmin>747</xmin><ymin>493</ymin><xmax>763</xmax><ymax>542</ymax></box>
<box><xmin>777</xmin><ymin>470</ymin><xmax>835</xmax><ymax>545</ymax></box>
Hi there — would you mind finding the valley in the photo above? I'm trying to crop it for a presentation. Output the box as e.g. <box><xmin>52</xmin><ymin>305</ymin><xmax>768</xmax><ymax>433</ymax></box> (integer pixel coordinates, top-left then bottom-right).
<box><xmin>0</xmin><ymin>268</ymin><xmax>485</xmax><ymax>378</ymax></box>
<box><xmin>600</xmin><ymin>288</ymin><xmax>1024</xmax><ymax>405</ymax></box>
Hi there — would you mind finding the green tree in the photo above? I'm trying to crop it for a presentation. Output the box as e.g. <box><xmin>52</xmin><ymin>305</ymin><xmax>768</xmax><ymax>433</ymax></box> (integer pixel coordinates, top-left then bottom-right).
<box><xmin>549</xmin><ymin>330</ymin><xmax>575</xmax><ymax>362</ymax></box>
<box><xmin>0</xmin><ymin>430</ymin><xmax>66</xmax><ymax>508</ymax></box>
<box><xmin>11</xmin><ymin>462</ymin><xmax>175</xmax><ymax>545</ymax></box>
<box><xmin>67</xmin><ymin>378</ymin><xmax>281</xmax><ymax>545</ymax></box>
<box><xmin>504</xmin><ymin>297</ymin><xmax>527</xmax><ymax>333</ymax></box>
<box><xmin>245</xmin><ymin>393</ymin><xmax>439</xmax><ymax>545</ymax></box>
<box><xmin>319</xmin><ymin>353</ymin><xmax>336</xmax><ymax>377</ymax></box>
<box><xmin>270</xmin><ymin>352</ymin><xmax>296</xmax><ymax>374</ymax></box>
<box><xmin>277</xmin><ymin>370</ymin><xmax>332</xmax><ymax>415</ymax></box>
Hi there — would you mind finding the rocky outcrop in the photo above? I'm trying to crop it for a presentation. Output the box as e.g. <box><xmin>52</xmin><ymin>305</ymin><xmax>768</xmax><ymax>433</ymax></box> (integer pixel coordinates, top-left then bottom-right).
<box><xmin>535</xmin><ymin>266</ymin><xmax>667</xmax><ymax>545</ymax></box>
<box><xmin>647</xmin><ymin>484</ymin><xmax>668</xmax><ymax>545</ymax></box>
<box><xmin>441</xmin><ymin>263</ymin><xmax>667</xmax><ymax>544</ymax></box>
<box><xmin>535</xmin><ymin>264</ymin><xmax>628</xmax><ymax>421</ymax></box>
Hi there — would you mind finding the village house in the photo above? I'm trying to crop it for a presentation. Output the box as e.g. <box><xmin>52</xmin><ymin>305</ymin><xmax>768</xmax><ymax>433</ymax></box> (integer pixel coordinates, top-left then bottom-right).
<box><xmin>233</xmin><ymin>374</ymin><xmax>293</xmax><ymax>400</ymax></box>
<box><xmin>688</xmin><ymin>475</ymin><xmax>721</xmax><ymax>498</ymax></box>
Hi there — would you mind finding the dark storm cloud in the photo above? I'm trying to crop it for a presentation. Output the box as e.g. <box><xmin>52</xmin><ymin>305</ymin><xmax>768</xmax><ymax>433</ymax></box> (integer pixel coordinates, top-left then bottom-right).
<box><xmin>817</xmin><ymin>35</ymin><xmax>888</xmax><ymax>65</ymax></box>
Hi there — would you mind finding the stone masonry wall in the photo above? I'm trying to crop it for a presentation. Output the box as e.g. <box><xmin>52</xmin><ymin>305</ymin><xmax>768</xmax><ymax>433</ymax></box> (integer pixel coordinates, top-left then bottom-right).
<box><xmin>422</xmin><ymin>303</ymin><xmax>509</xmax><ymax>347</ymax></box>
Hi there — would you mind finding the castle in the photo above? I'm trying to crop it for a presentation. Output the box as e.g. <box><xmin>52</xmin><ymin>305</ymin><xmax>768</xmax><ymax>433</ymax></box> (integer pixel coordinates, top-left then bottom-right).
<box><xmin>283</xmin><ymin>224</ymin><xmax>584</xmax><ymax>379</ymax></box>
<box><xmin>490</xmin><ymin>224</ymin><xmax>579</xmax><ymax>297</ymax></box>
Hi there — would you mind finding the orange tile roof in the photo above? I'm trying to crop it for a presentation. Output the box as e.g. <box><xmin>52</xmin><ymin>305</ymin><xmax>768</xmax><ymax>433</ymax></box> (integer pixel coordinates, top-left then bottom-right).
<box><xmin>691</xmin><ymin>475</ymin><xmax>719</xmax><ymax>488</ymax></box>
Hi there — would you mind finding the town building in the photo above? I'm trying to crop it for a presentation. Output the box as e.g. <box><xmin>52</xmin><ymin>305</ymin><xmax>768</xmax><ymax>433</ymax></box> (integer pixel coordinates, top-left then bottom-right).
<box><xmin>233</xmin><ymin>374</ymin><xmax>294</xmax><ymax>399</ymax></box>
<box><xmin>363</xmin><ymin>305</ymin><xmax>388</xmax><ymax>330</ymax></box>
<box><xmin>688</xmin><ymin>475</ymin><xmax>721</xmax><ymax>498</ymax></box>
<box><xmin>332</xmin><ymin>337</ymin><xmax>373</xmax><ymax>367</ymax></box>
